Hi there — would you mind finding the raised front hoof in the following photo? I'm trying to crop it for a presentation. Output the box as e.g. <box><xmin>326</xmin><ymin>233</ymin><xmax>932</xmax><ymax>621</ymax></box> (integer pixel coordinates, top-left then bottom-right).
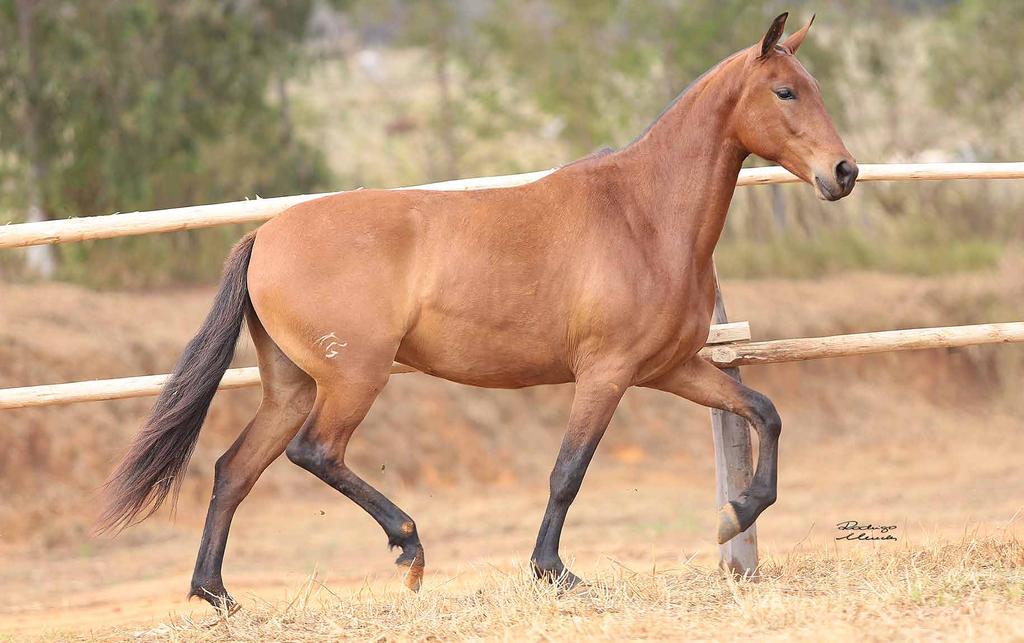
<box><xmin>532</xmin><ymin>561</ymin><xmax>584</xmax><ymax>591</ymax></box>
<box><xmin>188</xmin><ymin>583</ymin><xmax>239</xmax><ymax>615</ymax></box>
<box><xmin>717</xmin><ymin>501</ymin><xmax>743</xmax><ymax>544</ymax></box>
<box><xmin>395</xmin><ymin>544</ymin><xmax>426</xmax><ymax>592</ymax></box>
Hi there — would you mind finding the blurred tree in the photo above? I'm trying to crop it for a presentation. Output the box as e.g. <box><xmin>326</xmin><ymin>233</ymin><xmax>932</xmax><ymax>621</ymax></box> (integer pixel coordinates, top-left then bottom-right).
<box><xmin>7</xmin><ymin>0</ymin><xmax>56</xmax><ymax>276</ymax></box>
<box><xmin>347</xmin><ymin>1</ymin><xmax>842</xmax><ymax>178</ymax></box>
<box><xmin>475</xmin><ymin>0</ymin><xmax>842</xmax><ymax>156</ymax></box>
<box><xmin>0</xmin><ymin>0</ymin><xmax>334</xmax><ymax>281</ymax></box>
<box><xmin>928</xmin><ymin>0</ymin><xmax>1024</xmax><ymax>160</ymax></box>
<box><xmin>349</xmin><ymin>0</ymin><xmax>469</xmax><ymax>181</ymax></box>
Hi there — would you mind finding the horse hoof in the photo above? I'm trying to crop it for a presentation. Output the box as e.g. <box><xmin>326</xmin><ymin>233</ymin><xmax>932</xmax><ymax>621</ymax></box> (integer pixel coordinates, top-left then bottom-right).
<box><xmin>188</xmin><ymin>584</ymin><xmax>238</xmax><ymax>614</ymax></box>
<box><xmin>396</xmin><ymin>544</ymin><xmax>425</xmax><ymax>592</ymax></box>
<box><xmin>717</xmin><ymin>502</ymin><xmax>742</xmax><ymax>544</ymax></box>
<box><xmin>533</xmin><ymin>562</ymin><xmax>584</xmax><ymax>590</ymax></box>
<box><xmin>555</xmin><ymin>569</ymin><xmax>585</xmax><ymax>592</ymax></box>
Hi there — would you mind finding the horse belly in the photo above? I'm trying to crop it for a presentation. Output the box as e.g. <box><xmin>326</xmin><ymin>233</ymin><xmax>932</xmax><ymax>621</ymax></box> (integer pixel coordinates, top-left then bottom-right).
<box><xmin>396</xmin><ymin>311</ymin><xmax>573</xmax><ymax>388</ymax></box>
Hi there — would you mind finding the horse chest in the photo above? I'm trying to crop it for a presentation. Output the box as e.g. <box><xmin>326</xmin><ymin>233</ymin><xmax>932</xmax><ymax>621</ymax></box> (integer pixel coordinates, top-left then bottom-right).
<box><xmin>567</xmin><ymin>272</ymin><xmax>711</xmax><ymax>378</ymax></box>
<box><xmin>621</xmin><ymin>270</ymin><xmax>717</xmax><ymax>377</ymax></box>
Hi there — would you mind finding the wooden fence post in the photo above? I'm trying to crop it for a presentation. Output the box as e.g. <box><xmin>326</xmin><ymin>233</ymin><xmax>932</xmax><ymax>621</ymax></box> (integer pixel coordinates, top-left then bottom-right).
<box><xmin>710</xmin><ymin>266</ymin><xmax>758</xmax><ymax>576</ymax></box>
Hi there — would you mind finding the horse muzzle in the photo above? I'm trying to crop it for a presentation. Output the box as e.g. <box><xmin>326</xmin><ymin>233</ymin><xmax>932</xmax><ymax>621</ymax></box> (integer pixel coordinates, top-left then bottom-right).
<box><xmin>813</xmin><ymin>159</ymin><xmax>858</xmax><ymax>201</ymax></box>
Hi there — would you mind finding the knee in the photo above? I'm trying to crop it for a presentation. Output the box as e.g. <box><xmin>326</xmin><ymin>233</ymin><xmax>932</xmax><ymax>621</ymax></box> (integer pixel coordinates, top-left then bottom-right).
<box><xmin>747</xmin><ymin>391</ymin><xmax>782</xmax><ymax>440</ymax></box>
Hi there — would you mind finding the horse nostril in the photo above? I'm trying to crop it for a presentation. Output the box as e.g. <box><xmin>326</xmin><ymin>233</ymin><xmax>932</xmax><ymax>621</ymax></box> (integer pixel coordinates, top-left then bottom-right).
<box><xmin>835</xmin><ymin>160</ymin><xmax>858</xmax><ymax>190</ymax></box>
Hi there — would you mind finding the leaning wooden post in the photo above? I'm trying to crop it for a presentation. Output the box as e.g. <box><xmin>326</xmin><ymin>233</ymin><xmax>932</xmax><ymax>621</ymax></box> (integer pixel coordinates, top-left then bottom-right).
<box><xmin>709</xmin><ymin>266</ymin><xmax>758</xmax><ymax>576</ymax></box>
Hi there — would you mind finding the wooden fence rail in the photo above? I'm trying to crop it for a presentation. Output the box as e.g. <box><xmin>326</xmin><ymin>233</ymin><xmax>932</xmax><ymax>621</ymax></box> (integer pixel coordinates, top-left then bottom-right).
<box><xmin>0</xmin><ymin>323</ymin><xmax>747</xmax><ymax>409</ymax></box>
<box><xmin>2</xmin><ymin>162</ymin><xmax>1023</xmax><ymax>249</ymax></box>
<box><xmin>4</xmin><ymin>321</ymin><xmax>1020</xmax><ymax>411</ymax></box>
<box><xmin>707</xmin><ymin>321</ymin><xmax>1024</xmax><ymax>368</ymax></box>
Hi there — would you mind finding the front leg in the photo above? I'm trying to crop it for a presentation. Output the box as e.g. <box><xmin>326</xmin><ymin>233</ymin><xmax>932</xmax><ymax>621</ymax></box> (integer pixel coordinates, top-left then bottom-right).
<box><xmin>532</xmin><ymin>368</ymin><xmax>631</xmax><ymax>587</ymax></box>
<box><xmin>645</xmin><ymin>356</ymin><xmax>782</xmax><ymax>544</ymax></box>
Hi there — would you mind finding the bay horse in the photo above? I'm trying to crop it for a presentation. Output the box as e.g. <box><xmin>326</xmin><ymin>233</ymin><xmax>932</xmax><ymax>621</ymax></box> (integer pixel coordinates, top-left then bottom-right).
<box><xmin>100</xmin><ymin>13</ymin><xmax>857</xmax><ymax>608</ymax></box>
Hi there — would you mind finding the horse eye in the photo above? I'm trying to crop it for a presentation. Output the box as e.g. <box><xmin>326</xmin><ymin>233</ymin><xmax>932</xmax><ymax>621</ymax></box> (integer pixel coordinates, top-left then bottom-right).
<box><xmin>774</xmin><ymin>87</ymin><xmax>796</xmax><ymax>101</ymax></box>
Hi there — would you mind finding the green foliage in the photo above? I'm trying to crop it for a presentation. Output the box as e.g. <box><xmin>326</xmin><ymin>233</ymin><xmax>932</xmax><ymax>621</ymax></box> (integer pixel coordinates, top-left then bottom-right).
<box><xmin>1</xmin><ymin>0</ymin><xmax>1020</xmax><ymax>286</ymax></box>
<box><xmin>0</xmin><ymin>0</ymin><xmax>333</xmax><ymax>284</ymax></box>
<box><xmin>928</xmin><ymin>0</ymin><xmax>1024</xmax><ymax>159</ymax></box>
<box><xmin>351</xmin><ymin>1</ymin><xmax>843</xmax><ymax>166</ymax></box>
<box><xmin>471</xmin><ymin>0</ymin><xmax>841</xmax><ymax>154</ymax></box>
<box><xmin>716</xmin><ymin>220</ymin><xmax>1004</xmax><ymax>279</ymax></box>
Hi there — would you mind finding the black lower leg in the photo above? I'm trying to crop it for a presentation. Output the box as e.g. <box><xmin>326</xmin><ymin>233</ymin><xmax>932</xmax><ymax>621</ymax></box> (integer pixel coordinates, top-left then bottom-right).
<box><xmin>288</xmin><ymin>442</ymin><xmax>425</xmax><ymax>590</ymax></box>
<box><xmin>190</xmin><ymin>449</ymin><xmax>251</xmax><ymax>610</ymax></box>
<box><xmin>531</xmin><ymin>376</ymin><xmax>625</xmax><ymax>587</ymax></box>
<box><xmin>336</xmin><ymin>467</ymin><xmax>424</xmax><ymax>578</ymax></box>
<box><xmin>188</xmin><ymin>405</ymin><xmax>303</xmax><ymax>610</ymax></box>
<box><xmin>531</xmin><ymin>454</ymin><xmax>593</xmax><ymax>586</ymax></box>
<box><xmin>641</xmin><ymin>357</ymin><xmax>783</xmax><ymax>546</ymax></box>
<box><xmin>190</xmin><ymin>495</ymin><xmax>238</xmax><ymax>610</ymax></box>
<box><xmin>723</xmin><ymin>390</ymin><xmax>781</xmax><ymax>536</ymax></box>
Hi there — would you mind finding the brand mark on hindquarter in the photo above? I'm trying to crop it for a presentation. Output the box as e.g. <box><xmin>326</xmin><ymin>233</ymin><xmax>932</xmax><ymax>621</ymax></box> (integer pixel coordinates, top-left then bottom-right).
<box><xmin>315</xmin><ymin>332</ymin><xmax>348</xmax><ymax>359</ymax></box>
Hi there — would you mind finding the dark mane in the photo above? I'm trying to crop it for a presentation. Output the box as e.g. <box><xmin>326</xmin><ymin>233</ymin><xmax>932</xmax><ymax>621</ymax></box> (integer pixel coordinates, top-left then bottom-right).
<box><xmin>559</xmin><ymin>146</ymin><xmax>616</xmax><ymax>169</ymax></box>
<box><xmin>555</xmin><ymin>52</ymin><xmax>744</xmax><ymax>170</ymax></box>
<box><xmin>556</xmin><ymin>51</ymin><xmax>742</xmax><ymax>171</ymax></box>
<box><xmin>627</xmin><ymin>49</ymin><xmax>747</xmax><ymax>147</ymax></box>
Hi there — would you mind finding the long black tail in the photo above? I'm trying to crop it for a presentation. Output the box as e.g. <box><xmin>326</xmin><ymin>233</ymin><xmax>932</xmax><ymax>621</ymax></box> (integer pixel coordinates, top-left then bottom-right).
<box><xmin>97</xmin><ymin>232</ymin><xmax>257</xmax><ymax>533</ymax></box>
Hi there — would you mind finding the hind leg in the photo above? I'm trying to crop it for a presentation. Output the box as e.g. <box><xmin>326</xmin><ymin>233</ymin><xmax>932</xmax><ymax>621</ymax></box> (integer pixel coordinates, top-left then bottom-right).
<box><xmin>286</xmin><ymin>372</ymin><xmax>426</xmax><ymax>591</ymax></box>
<box><xmin>189</xmin><ymin>312</ymin><xmax>315</xmax><ymax>609</ymax></box>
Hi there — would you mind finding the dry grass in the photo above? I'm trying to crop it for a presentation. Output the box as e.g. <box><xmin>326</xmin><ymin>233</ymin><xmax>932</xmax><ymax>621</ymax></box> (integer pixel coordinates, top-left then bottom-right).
<box><xmin>89</xmin><ymin>534</ymin><xmax>1024</xmax><ymax>642</ymax></box>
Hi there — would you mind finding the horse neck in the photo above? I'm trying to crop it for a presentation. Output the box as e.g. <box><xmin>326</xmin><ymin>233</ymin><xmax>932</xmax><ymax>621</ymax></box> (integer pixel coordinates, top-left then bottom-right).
<box><xmin>612</xmin><ymin>54</ymin><xmax>749</xmax><ymax>268</ymax></box>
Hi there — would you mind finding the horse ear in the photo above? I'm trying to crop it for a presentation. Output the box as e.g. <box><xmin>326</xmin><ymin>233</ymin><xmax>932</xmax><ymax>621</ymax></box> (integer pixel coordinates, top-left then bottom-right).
<box><xmin>759</xmin><ymin>12</ymin><xmax>789</xmax><ymax>59</ymax></box>
<box><xmin>782</xmin><ymin>14</ymin><xmax>815</xmax><ymax>54</ymax></box>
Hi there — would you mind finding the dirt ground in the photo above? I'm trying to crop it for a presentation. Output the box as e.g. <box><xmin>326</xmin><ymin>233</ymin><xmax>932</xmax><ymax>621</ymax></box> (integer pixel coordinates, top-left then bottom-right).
<box><xmin>1</xmin><ymin>261</ymin><xmax>1023</xmax><ymax>640</ymax></box>
<box><xmin>4</xmin><ymin>468</ymin><xmax>1024</xmax><ymax>640</ymax></box>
